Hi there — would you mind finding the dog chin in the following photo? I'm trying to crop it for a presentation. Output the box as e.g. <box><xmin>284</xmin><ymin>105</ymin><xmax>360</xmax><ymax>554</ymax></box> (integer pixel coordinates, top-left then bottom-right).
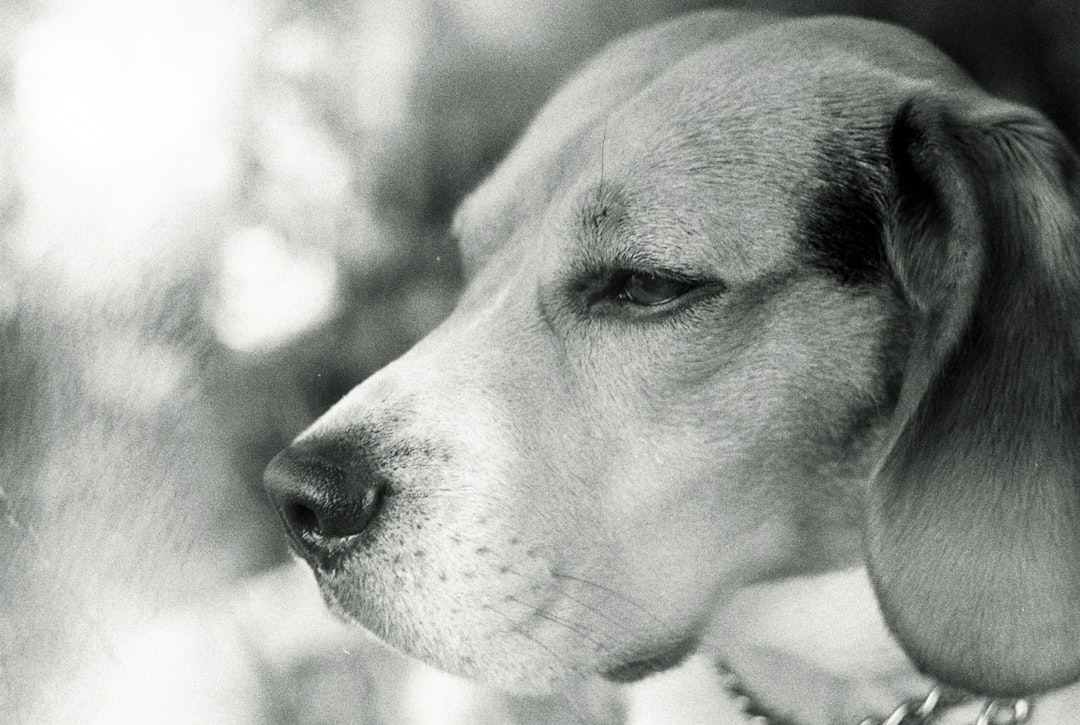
<box><xmin>323</xmin><ymin>590</ymin><xmax>698</xmax><ymax>695</ymax></box>
<box><xmin>309</xmin><ymin>546</ymin><xmax>704</xmax><ymax>693</ymax></box>
<box><xmin>311</xmin><ymin>570</ymin><xmax>582</xmax><ymax>693</ymax></box>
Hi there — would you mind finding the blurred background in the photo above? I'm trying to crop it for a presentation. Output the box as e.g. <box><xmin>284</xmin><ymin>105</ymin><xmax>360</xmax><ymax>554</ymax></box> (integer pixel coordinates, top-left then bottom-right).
<box><xmin>0</xmin><ymin>0</ymin><xmax>1076</xmax><ymax>723</ymax></box>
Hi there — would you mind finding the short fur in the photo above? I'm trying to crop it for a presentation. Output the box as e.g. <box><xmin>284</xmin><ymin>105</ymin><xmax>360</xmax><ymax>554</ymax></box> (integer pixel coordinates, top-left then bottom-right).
<box><xmin>265</xmin><ymin>10</ymin><xmax>1080</xmax><ymax>723</ymax></box>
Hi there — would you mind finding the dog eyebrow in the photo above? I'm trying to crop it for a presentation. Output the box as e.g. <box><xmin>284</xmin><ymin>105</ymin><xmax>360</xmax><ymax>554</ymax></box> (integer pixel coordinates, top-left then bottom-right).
<box><xmin>566</xmin><ymin>198</ymin><xmax>709</xmax><ymax>283</ymax></box>
<box><xmin>572</xmin><ymin>244</ymin><xmax>710</xmax><ymax>284</ymax></box>
<box><xmin>573</xmin><ymin>186</ymin><xmax>644</xmax><ymax>272</ymax></box>
<box><xmin>576</xmin><ymin>185</ymin><xmax>624</xmax><ymax>241</ymax></box>
<box><xmin>569</xmin><ymin>183</ymin><xmax>718</xmax><ymax>278</ymax></box>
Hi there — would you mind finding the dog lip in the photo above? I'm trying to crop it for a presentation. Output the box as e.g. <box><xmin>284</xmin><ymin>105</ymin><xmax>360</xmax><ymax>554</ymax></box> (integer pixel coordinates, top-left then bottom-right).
<box><xmin>599</xmin><ymin>636</ymin><xmax>698</xmax><ymax>683</ymax></box>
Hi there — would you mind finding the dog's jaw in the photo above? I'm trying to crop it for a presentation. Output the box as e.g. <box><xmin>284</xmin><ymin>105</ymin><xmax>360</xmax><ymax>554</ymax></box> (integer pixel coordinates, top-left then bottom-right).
<box><xmin>306</xmin><ymin>494</ymin><xmax>713</xmax><ymax>693</ymax></box>
<box><xmin>291</xmin><ymin>351</ymin><xmax>708</xmax><ymax>692</ymax></box>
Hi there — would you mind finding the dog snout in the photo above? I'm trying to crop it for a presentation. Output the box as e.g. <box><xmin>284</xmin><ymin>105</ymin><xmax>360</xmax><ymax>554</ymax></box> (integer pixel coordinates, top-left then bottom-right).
<box><xmin>263</xmin><ymin>438</ymin><xmax>388</xmax><ymax>563</ymax></box>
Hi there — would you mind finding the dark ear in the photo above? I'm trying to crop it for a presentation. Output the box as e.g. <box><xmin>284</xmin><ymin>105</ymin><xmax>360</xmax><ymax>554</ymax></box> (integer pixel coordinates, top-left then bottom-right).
<box><xmin>865</xmin><ymin>93</ymin><xmax>1080</xmax><ymax>697</ymax></box>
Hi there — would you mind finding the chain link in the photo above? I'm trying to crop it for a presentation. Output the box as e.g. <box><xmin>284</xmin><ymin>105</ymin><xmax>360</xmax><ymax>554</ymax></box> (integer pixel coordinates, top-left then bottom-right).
<box><xmin>857</xmin><ymin>686</ymin><xmax>1033</xmax><ymax>725</ymax></box>
<box><xmin>719</xmin><ymin>662</ymin><xmax>1035</xmax><ymax>725</ymax></box>
<box><xmin>974</xmin><ymin>698</ymin><xmax>1032</xmax><ymax>725</ymax></box>
<box><xmin>858</xmin><ymin>686</ymin><xmax>946</xmax><ymax>725</ymax></box>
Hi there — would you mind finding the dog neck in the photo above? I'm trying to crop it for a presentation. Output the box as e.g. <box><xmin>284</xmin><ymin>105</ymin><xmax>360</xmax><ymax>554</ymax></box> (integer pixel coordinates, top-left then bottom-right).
<box><xmin>705</xmin><ymin>567</ymin><xmax>931</xmax><ymax>724</ymax></box>
<box><xmin>683</xmin><ymin>567</ymin><xmax>1075</xmax><ymax>725</ymax></box>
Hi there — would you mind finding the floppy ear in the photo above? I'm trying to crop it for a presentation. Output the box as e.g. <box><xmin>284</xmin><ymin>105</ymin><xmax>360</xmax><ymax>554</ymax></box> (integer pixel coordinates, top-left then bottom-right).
<box><xmin>864</xmin><ymin>92</ymin><xmax>1080</xmax><ymax>697</ymax></box>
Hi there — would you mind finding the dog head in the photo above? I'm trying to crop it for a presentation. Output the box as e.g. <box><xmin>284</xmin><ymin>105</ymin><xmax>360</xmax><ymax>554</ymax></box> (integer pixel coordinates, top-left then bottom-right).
<box><xmin>264</xmin><ymin>11</ymin><xmax>1080</xmax><ymax>697</ymax></box>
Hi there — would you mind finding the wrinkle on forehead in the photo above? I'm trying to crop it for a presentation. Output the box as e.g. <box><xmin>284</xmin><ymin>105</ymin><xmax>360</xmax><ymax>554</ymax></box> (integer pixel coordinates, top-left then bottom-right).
<box><xmin>460</xmin><ymin>99</ymin><xmax>820</xmax><ymax>279</ymax></box>
<box><xmin>558</xmin><ymin>179</ymin><xmax>787</xmax><ymax>284</ymax></box>
<box><xmin>452</xmin><ymin>12</ymin><xmax>775</xmax><ymax>268</ymax></box>
<box><xmin>552</xmin><ymin>116</ymin><xmax>807</xmax><ymax>280</ymax></box>
<box><xmin>454</xmin><ymin>15</ymin><xmax>961</xmax><ymax>283</ymax></box>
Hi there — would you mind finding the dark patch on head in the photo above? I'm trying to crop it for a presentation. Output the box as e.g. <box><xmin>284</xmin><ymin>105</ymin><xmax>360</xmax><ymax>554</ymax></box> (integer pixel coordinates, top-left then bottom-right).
<box><xmin>888</xmin><ymin>101</ymin><xmax>947</xmax><ymax>241</ymax></box>
<box><xmin>1055</xmin><ymin>143</ymin><xmax>1080</xmax><ymax>188</ymax></box>
<box><xmin>798</xmin><ymin>130</ymin><xmax>890</xmax><ymax>286</ymax></box>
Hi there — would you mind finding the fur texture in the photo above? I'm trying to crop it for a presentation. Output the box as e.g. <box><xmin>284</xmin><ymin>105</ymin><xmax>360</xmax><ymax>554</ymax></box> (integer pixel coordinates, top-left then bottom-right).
<box><xmin>264</xmin><ymin>10</ymin><xmax>1080</xmax><ymax>722</ymax></box>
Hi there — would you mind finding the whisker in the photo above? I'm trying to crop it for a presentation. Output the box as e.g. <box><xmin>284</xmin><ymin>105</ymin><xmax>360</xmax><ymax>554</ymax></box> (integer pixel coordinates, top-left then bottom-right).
<box><xmin>483</xmin><ymin>602</ymin><xmax>572</xmax><ymax>666</ymax></box>
<box><xmin>503</xmin><ymin>569</ymin><xmax>636</xmax><ymax>634</ymax></box>
<box><xmin>550</xmin><ymin>572</ymin><xmax>665</xmax><ymax>625</ymax></box>
<box><xmin>597</xmin><ymin>116</ymin><xmax>610</xmax><ymax>202</ymax></box>
<box><xmin>505</xmin><ymin>595</ymin><xmax>619</xmax><ymax>656</ymax></box>
<box><xmin>482</xmin><ymin>602</ymin><xmax>607</xmax><ymax>723</ymax></box>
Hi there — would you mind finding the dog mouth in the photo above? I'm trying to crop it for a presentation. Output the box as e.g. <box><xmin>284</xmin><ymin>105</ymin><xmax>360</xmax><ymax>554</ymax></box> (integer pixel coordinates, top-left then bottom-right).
<box><xmin>599</xmin><ymin>636</ymin><xmax>699</xmax><ymax>683</ymax></box>
<box><xmin>308</xmin><ymin>526</ymin><xmax>707</xmax><ymax>693</ymax></box>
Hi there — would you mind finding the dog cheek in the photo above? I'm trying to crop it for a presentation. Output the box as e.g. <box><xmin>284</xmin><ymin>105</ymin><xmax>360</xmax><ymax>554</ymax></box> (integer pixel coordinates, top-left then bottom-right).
<box><xmin>318</xmin><ymin>526</ymin><xmax>569</xmax><ymax>682</ymax></box>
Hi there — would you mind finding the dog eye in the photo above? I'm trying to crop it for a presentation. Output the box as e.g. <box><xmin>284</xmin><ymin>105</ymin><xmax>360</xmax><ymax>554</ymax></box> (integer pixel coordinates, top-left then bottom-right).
<box><xmin>616</xmin><ymin>272</ymin><xmax>695</xmax><ymax>307</ymax></box>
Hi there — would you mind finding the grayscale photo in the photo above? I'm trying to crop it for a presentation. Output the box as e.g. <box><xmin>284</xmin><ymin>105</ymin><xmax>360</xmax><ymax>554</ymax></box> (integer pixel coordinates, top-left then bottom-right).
<box><xmin>1</xmin><ymin>1</ymin><xmax>1078</xmax><ymax>723</ymax></box>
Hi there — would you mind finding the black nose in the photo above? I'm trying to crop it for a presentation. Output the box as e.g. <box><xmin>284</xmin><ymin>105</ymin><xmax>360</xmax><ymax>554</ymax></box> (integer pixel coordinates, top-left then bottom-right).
<box><xmin>263</xmin><ymin>437</ymin><xmax>388</xmax><ymax>563</ymax></box>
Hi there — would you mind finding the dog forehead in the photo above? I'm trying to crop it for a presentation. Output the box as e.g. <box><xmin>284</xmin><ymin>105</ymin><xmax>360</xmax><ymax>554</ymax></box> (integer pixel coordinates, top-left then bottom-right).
<box><xmin>453</xmin><ymin>13</ymin><xmax>970</xmax><ymax>275</ymax></box>
<box><xmin>457</xmin><ymin>89</ymin><xmax>805</xmax><ymax>278</ymax></box>
<box><xmin>452</xmin><ymin>11</ymin><xmax>768</xmax><ymax>256</ymax></box>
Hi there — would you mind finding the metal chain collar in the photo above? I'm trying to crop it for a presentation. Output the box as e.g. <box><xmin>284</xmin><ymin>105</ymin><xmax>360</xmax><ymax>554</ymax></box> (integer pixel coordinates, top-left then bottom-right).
<box><xmin>720</xmin><ymin>668</ymin><xmax>1035</xmax><ymax>725</ymax></box>
<box><xmin>856</xmin><ymin>686</ymin><xmax>1033</xmax><ymax>725</ymax></box>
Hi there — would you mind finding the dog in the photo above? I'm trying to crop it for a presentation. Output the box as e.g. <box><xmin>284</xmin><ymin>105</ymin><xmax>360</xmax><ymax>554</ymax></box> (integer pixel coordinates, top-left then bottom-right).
<box><xmin>264</xmin><ymin>9</ymin><xmax>1080</xmax><ymax>724</ymax></box>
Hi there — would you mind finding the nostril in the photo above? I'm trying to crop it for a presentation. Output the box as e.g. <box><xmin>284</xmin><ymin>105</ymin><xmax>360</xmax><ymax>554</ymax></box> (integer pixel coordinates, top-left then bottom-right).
<box><xmin>285</xmin><ymin>500</ymin><xmax>322</xmax><ymax>538</ymax></box>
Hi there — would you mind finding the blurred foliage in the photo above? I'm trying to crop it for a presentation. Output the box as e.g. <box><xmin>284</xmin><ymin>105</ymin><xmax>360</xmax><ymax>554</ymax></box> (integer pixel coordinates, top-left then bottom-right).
<box><xmin>0</xmin><ymin>0</ymin><xmax>1076</xmax><ymax>722</ymax></box>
